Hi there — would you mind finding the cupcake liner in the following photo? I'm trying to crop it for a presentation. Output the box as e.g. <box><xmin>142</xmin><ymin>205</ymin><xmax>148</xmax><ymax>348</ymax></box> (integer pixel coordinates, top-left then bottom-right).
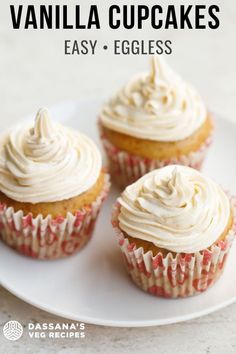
<box><xmin>99</xmin><ymin>123</ymin><xmax>213</xmax><ymax>189</ymax></box>
<box><xmin>111</xmin><ymin>197</ymin><xmax>236</xmax><ymax>298</ymax></box>
<box><xmin>0</xmin><ymin>174</ymin><xmax>110</xmax><ymax>260</ymax></box>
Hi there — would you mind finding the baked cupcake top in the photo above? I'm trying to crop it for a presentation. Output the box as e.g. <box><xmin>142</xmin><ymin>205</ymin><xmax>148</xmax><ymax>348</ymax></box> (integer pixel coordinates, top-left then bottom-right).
<box><xmin>100</xmin><ymin>56</ymin><xmax>207</xmax><ymax>142</ymax></box>
<box><xmin>0</xmin><ymin>108</ymin><xmax>102</xmax><ymax>204</ymax></box>
<box><xmin>118</xmin><ymin>165</ymin><xmax>230</xmax><ymax>253</ymax></box>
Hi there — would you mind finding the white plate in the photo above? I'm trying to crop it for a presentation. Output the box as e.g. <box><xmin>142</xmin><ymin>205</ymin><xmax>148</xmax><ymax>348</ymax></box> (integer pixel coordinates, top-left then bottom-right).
<box><xmin>0</xmin><ymin>100</ymin><xmax>236</xmax><ymax>327</ymax></box>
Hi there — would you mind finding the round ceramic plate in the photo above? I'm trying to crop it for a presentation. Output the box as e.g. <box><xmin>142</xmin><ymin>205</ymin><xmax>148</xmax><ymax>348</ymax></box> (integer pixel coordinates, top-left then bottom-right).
<box><xmin>0</xmin><ymin>100</ymin><xmax>236</xmax><ymax>327</ymax></box>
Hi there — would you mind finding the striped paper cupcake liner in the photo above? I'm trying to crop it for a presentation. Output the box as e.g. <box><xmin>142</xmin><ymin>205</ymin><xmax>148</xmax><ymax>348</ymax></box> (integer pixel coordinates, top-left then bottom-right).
<box><xmin>0</xmin><ymin>174</ymin><xmax>110</xmax><ymax>260</ymax></box>
<box><xmin>99</xmin><ymin>123</ymin><xmax>213</xmax><ymax>190</ymax></box>
<box><xmin>111</xmin><ymin>197</ymin><xmax>236</xmax><ymax>298</ymax></box>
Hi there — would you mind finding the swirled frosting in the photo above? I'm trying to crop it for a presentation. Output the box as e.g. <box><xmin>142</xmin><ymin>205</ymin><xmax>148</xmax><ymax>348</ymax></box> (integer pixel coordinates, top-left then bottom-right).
<box><xmin>100</xmin><ymin>56</ymin><xmax>207</xmax><ymax>141</ymax></box>
<box><xmin>118</xmin><ymin>165</ymin><xmax>230</xmax><ymax>253</ymax></box>
<box><xmin>0</xmin><ymin>108</ymin><xmax>102</xmax><ymax>203</ymax></box>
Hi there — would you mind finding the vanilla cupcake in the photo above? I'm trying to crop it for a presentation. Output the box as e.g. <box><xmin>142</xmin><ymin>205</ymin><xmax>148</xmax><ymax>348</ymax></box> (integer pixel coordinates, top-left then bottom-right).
<box><xmin>99</xmin><ymin>56</ymin><xmax>213</xmax><ymax>189</ymax></box>
<box><xmin>112</xmin><ymin>165</ymin><xmax>235</xmax><ymax>298</ymax></box>
<box><xmin>0</xmin><ymin>108</ymin><xmax>110</xmax><ymax>259</ymax></box>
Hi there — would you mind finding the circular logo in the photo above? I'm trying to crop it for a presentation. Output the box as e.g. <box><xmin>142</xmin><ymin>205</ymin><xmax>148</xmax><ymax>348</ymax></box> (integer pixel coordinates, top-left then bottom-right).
<box><xmin>3</xmin><ymin>321</ymin><xmax>23</xmax><ymax>341</ymax></box>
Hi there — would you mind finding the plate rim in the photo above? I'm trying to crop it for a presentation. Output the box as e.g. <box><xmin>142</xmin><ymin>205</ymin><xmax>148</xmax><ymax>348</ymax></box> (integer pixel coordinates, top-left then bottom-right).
<box><xmin>1</xmin><ymin>275</ymin><xmax>236</xmax><ymax>327</ymax></box>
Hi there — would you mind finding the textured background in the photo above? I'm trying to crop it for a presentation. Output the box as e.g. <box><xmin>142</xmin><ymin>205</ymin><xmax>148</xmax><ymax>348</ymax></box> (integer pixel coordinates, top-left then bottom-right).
<box><xmin>0</xmin><ymin>0</ymin><xmax>236</xmax><ymax>353</ymax></box>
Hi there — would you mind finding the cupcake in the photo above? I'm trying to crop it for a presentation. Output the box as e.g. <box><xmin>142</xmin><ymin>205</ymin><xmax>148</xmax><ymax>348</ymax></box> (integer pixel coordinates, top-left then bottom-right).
<box><xmin>99</xmin><ymin>56</ymin><xmax>214</xmax><ymax>189</ymax></box>
<box><xmin>112</xmin><ymin>165</ymin><xmax>236</xmax><ymax>298</ymax></box>
<box><xmin>0</xmin><ymin>108</ymin><xmax>110</xmax><ymax>259</ymax></box>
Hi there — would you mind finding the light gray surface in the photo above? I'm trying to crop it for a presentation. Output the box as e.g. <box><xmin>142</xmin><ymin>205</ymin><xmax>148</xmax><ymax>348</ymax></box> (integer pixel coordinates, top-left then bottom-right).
<box><xmin>1</xmin><ymin>286</ymin><xmax>236</xmax><ymax>354</ymax></box>
<box><xmin>0</xmin><ymin>0</ymin><xmax>236</xmax><ymax>353</ymax></box>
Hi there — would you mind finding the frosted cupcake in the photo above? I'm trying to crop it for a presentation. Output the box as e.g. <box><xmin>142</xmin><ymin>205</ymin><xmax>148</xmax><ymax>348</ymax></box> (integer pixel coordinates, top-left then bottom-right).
<box><xmin>0</xmin><ymin>108</ymin><xmax>110</xmax><ymax>259</ymax></box>
<box><xmin>112</xmin><ymin>165</ymin><xmax>235</xmax><ymax>298</ymax></box>
<box><xmin>99</xmin><ymin>56</ymin><xmax>213</xmax><ymax>189</ymax></box>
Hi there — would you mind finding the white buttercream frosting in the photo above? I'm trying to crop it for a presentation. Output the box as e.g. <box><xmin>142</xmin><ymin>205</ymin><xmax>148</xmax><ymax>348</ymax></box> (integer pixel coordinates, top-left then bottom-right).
<box><xmin>0</xmin><ymin>108</ymin><xmax>102</xmax><ymax>203</ymax></box>
<box><xmin>118</xmin><ymin>165</ymin><xmax>230</xmax><ymax>253</ymax></box>
<box><xmin>100</xmin><ymin>56</ymin><xmax>207</xmax><ymax>142</ymax></box>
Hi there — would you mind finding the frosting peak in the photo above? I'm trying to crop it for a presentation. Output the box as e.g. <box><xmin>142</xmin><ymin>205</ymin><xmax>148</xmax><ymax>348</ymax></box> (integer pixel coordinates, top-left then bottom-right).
<box><xmin>150</xmin><ymin>55</ymin><xmax>170</xmax><ymax>85</ymax></box>
<box><xmin>137</xmin><ymin>167</ymin><xmax>194</xmax><ymax>215</ymax></box>
<box><xmin>100</xmin><ymin>56</ymin><xmax>207</xmax><ymax>142</ymax></box>
<box><xmin>118</xmin><ymin>165</ymin><xmax>230</xmax><ymax>253</ymax></box>
<box><xmin>0</xmin><ymin>108</ymin><xmax>102</xmax><ymax>203</ymax></box>
<box><xmin>33</xmin><ymin>108</ymin><xmax>55</xmax><ymax>141</ymax></box>
<box><xmin>23</xmin><ymin>108</ymin><xmax>69</xmax><ymax>163</ymax></box>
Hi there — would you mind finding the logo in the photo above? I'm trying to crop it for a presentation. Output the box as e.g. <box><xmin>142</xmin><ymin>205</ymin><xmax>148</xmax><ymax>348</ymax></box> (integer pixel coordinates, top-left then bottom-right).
<box><xmin>28</xmin><ymin>322</ymin><xmax>85</xmax><ymax>339</ymax></box>
<box><xmin>3</xmin><ymin>321</ymin><xmax>23</xmax><ymax>341</ymax></box>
